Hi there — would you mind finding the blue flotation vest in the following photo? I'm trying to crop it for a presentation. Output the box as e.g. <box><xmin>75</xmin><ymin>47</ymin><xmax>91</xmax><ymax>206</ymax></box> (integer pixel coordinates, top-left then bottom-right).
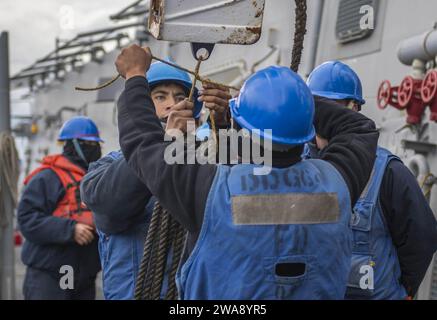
<box><xmin>346</xmin><ymin>147</ymin><xmax>407</xmax><ymax>299</ymax></box>
<box><xmin>177</xmin><ymin>160</ymin><xmax>353</xmax><ymax>299</ymax></box>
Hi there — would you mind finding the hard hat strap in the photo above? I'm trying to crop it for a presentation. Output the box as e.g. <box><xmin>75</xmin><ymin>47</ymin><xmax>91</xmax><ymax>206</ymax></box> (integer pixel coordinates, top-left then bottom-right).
<box><xmin>72</xmin><ymin>139</ymin><xmax>88</xmax><ymax>165</ymax></box>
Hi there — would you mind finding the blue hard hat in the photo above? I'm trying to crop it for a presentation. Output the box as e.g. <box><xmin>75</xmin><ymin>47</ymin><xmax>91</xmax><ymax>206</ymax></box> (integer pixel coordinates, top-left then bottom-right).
<box><xmin>147</xmin><ymin>60</ymin><xmax>203</xmax><ymax>119</ymax></box>
<box><xmin>230</xmin><ymin>66</ymin><xmax>315</xmax><ymax>146</ymax></box>
<box><xmin>307</xmin><ymin>61</ymin><xmax>365</xmax><ymax>105</ymax></box>
<box><xmin>58</xmin><ymin>116</ymin><xmax>103</xmax><ymax>142</ymax></box>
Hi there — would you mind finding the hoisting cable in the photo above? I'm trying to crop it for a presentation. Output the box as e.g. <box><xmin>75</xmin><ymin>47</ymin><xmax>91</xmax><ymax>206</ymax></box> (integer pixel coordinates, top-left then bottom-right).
<box><xmin>75</xmin><ymin>55</ymin><xmax>239</xmax><ymax>92</ymax></box>
<box><xmin>290</xmin><ymin>0</ymin><xmax>307</xmax><ymax>73</ymax></box>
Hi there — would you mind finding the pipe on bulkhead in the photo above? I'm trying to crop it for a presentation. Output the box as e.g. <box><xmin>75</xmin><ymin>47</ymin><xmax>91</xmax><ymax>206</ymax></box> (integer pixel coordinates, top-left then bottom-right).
<box><xmin>397</xmin><ymin>27</ymin><xmax>437</xmax><ymax>66</ymax></box>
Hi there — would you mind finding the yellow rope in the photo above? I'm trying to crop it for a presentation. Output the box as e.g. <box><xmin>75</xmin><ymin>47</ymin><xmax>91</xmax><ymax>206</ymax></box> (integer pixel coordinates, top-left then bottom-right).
<box><xmin>424</xmin><ymin>189</ymin><xmax>431</xmax><ymax>199</ymax></box>
<box><xmin>75</xmin><ymin>74</ymin><xmax>121</xmax><ymax>91</ymax></box>
<box><xmin>188</xmin><ymin>58</ymin><xmax>203</xmax><ymax>102</ymax></box>
<box><xmin>152</xmin><ymin>55</ymin><xmax>240</xmax><ymax>91</ymax></box>
<box><xmin>420</xmin><ymin>173</ymin><xmax>435</xmax><ymax>199</ymax></box>
<box><xmin>209</xmin><ymin>110</ymin><xmax>218</xmax><ymax>148</ymax></box>
<box><xmin>187</xmin><ymin>58</ymin><xmax>217</xmax><ymax>148</ymax></box>
<box><xmin>76</xmin><ymin>54</ymin><xmax>221</xmax><ymax>149</ymax></box>
<box><xmin>420</xmin><ymin>173</ymin><xmax>434</xmax><ymax>189</ymax></box>
<box><xmin>75</xmin><ymin>55</ymin><xmax>240</xmax><ymax>92</ymax></box>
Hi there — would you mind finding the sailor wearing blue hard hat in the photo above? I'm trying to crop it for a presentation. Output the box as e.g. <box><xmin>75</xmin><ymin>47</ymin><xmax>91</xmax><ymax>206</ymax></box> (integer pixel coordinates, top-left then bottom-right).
<box><xmin>306</xmin><ymin>60</ymin><xmax>437</xmax><ymax>300</ymax></box>
<box><xmin>18</xmin><ymin>116</ymin><xmax>102</xmax><ymax>300</ymax></box>
<box><xmin>80</xmin><ymin>47</ymin><xmax>231</xmax><ymax>300</ymax></box>
<box><xmin>307</xmin><ymin>60</ymin><xmax>365</xmax><ymax>111</ymax></box>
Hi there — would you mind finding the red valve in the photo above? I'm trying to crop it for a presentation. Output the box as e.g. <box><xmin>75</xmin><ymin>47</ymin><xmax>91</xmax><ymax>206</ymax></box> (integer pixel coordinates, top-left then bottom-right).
<box><xmin>398</xmin><ymin>76</ymin><xmax>420</xmax><ymax>106</ymax></box>
<box><xmin>421</xmin><ymin>70</ymin><xmax>437</xmax><ymax>122</ymax></box>
<box><xmin>421</xmin><ymin>70</ymin><xmax>437</xmax><ymax>103</ymax></box>
<box><xmin>398</xmin><ymin>76</ymin><xmax>426</xmax><ymax>124</ymax></box>
<box><xmin>377</xmin><ymin>80</ymin><xmax>402</xmax><ymax>110</ymax></box>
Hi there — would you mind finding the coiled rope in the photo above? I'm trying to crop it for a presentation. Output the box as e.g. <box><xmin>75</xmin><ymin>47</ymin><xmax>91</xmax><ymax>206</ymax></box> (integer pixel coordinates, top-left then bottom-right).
<box><xmin>135</xmin><ymin>201</ymin><xmax>162</xmax><ymax>300</ymax></box>
<box><xmin>0</xmin><ymin>133</ymin><xmax>20</xmax><ymax>227</ymax></box>
<box><xmin>135</xmin><ymin>202</ymin><xmax>187</xmax><ymax>300</ymax></box>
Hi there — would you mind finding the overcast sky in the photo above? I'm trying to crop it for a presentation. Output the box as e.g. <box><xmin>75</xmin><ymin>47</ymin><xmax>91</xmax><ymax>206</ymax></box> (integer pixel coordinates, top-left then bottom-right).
<box><xmin>0</xmin><ymin>0</ymin><xmax>135</xmax><ymax>74</ymax></box>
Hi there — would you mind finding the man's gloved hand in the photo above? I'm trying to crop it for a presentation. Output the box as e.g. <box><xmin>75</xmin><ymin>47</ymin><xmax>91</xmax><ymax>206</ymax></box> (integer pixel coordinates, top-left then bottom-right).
<box><xmin>115</xmin><ymin>44</ymin><xmax>152</xmax><ymax>80</ymax></box>
<box><xmin>199</xmin><ymin>82</ymin><xmax>233</xmax><ymax>128</ymax></box>
<box><xmin>165</xmin><ymin>99</ymin><xmax>196</xmax><ymax>134</ymax></box>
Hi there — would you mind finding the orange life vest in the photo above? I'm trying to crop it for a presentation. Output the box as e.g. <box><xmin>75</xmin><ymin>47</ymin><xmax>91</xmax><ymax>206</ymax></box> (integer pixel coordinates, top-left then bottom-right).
<box><xmin>24</xmin><ymin>154</ymin><xmax>95</xmax><ymax>228</ymax></box>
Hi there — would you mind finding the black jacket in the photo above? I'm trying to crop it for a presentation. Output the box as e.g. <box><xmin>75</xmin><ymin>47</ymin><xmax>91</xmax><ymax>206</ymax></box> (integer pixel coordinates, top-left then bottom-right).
<box><xmin>379</xmin><ymin>160</ymin><xmax>437</xmax><ymax>296</ymax></box>
<box><xmin>17</xmin><ymin>157</ymin><xmax>100</xmax><ymax>281</ymax></box>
